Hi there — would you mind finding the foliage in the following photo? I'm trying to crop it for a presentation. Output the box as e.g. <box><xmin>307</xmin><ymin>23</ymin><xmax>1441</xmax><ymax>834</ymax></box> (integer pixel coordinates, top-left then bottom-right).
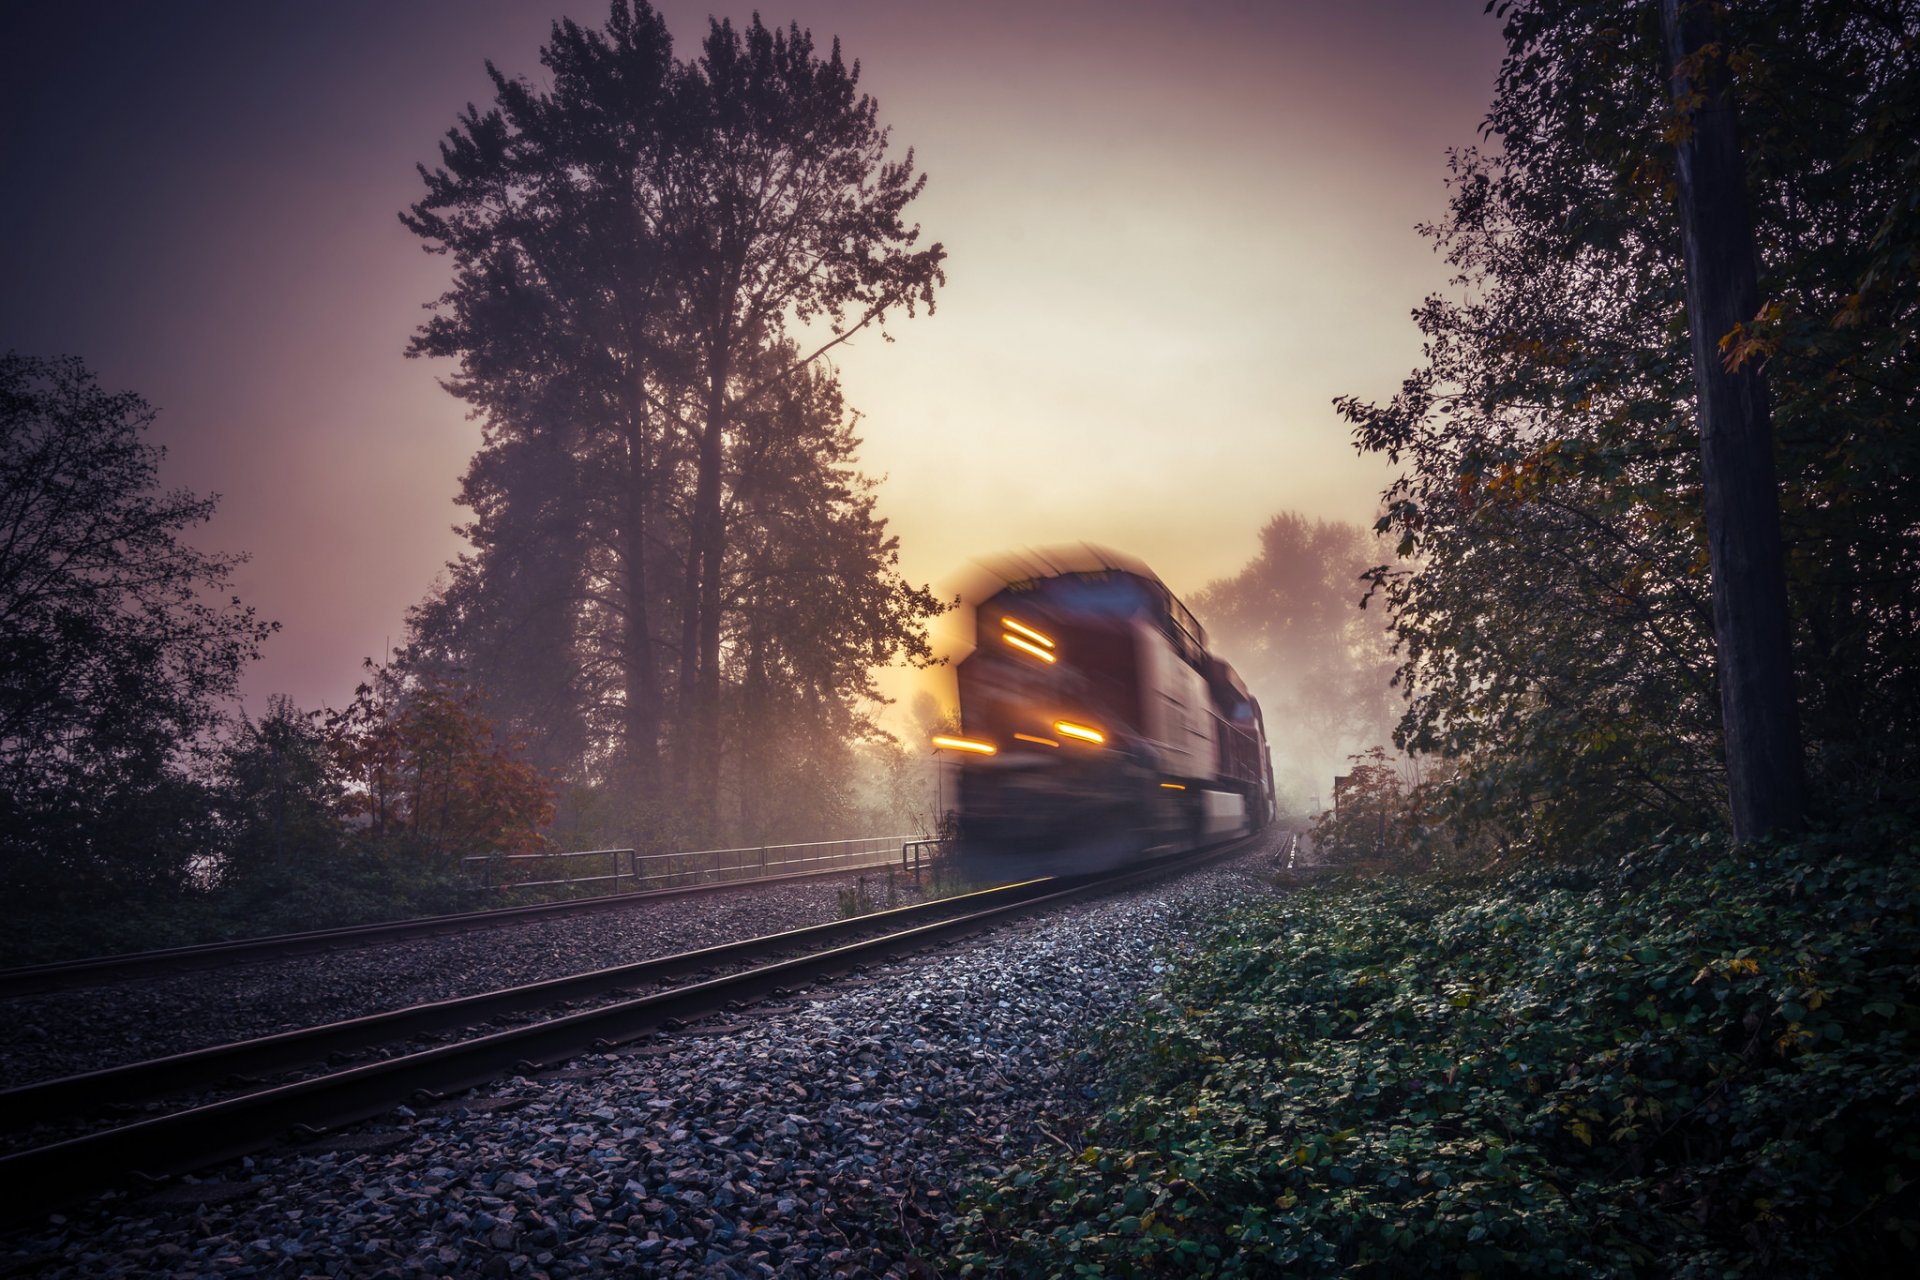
<box><xmin>401</xmin><ymin>0</ymin><xmax>947</xmax><ymax>845</ymax></box>
<box><xmin>0</xmin><ymin>671</ymin><xmax>544</xmax><ymax>968</ymax></box>
<box><xmin>327</xmin><ymin>658</ymin><xmax>555</xmax><ymax>863</ymax></box>
<box><xmin>211</xmin><ymin>695</ymin><xmax>345</xmax><ymax>878</ymax></box>
<box><xmin>1189</xmin><ymin>514</ymin><xmax>1400</xmax><ymax>817</ymax></box>
<box><xmin>0</xmin><ymin>836</ymin><xmax>481</xmax><ymax>969</ymax></box>
<box><xmin>0</xmin><ymin>353</ymin><xmax>273</xmax><ymax>888</ymax></box>
<box><xmin>947</xmin><ymin>818</ymin><xmax>1920</xmax><ymax>1276</ymax></box>
<box><xmin>1313</xmin><ymin>747</ymin><xmax>1419</xmax><ymax>868</ymax></box>
<box><xmin>1339</xmin><ymin>0</ymin><xmax>1920</xmax><ymax>854</ymax></box>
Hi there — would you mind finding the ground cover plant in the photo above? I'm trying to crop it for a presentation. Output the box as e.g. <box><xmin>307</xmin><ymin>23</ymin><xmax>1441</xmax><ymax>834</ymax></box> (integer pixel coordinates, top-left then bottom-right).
<box><xmin>947</xmin><ymin>817</ymin><xmax>1920</xmax><ymax>1276</ymax></box>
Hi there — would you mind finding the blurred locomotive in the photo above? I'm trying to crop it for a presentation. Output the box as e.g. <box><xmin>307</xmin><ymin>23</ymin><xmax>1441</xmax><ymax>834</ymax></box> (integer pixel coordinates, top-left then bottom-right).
<box><xmin>933</xmin><ymin>547</ymin><xmax>1275</xmax><ymax>869</ymax></box>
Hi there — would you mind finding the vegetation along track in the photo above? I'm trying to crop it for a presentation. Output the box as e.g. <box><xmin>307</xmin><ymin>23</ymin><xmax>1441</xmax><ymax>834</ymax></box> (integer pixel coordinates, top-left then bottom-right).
<box><xmin>0</xmin><ymin>859</ymin><xmax>911</xmax><ymax>998</ymax></box>
<box><xmin>0</xmin><ymin>838</ymin><xmax>1250</xmax><ymax>1224</ymax></box>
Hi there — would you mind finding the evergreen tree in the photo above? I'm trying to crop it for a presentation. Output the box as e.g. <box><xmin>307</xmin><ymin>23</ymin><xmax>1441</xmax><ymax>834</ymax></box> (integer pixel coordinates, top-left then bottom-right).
<box><xmin>401</xmin><ymin>2</ymin><xmax>945</xmax><ymax>843</ymax></box>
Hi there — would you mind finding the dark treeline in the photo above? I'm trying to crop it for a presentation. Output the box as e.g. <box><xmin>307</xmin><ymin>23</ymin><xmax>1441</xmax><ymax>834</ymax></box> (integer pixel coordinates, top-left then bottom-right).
<box><xmin>1339</xmin><ymin>0</ymin><xmax>1919</xmax><ymax>858</ymax></box>
<box><xmin>0</xmin><ymin>355</ymin><xmax>558</xmax><ymax>961</ymax></box>
<box><xmin>398</xmin><ymin>1</ymin><xmax>947</xmax><ymax>851</ymax></box>
<box><xmin>0</xmin><ymin>353</ymin><xmax>273</xmax><ymax>893</ymax></box>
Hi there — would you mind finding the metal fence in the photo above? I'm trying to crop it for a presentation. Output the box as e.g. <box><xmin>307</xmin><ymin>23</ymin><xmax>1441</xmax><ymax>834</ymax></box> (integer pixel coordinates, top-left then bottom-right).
<box><xmin>461</xmin><ymin>834</ymin><xmax>922</xmax><ymax>896</ymax></box>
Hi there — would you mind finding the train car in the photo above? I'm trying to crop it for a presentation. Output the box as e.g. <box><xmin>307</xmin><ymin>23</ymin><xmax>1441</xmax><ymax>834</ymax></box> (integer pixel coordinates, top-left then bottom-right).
<box><xmin>933</xmin><ymin>547</ymin><xmax>1274</xmax><ymax>869</ymax></box>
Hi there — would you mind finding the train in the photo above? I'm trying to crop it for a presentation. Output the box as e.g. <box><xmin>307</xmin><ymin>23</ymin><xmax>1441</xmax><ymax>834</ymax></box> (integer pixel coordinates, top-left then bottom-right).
<box><xmin>933</xmin><ymin>547</ymin><xmax>1275</xmax><ymax>870</ymax></box>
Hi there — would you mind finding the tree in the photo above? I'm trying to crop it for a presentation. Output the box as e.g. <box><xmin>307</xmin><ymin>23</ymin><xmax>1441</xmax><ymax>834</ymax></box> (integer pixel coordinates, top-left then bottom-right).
<box><xmin>212</xmin><ymin>695</ymin><xmax>346</xmax><ymax>877</ymax></box>
<box><xmin>1188</xmin><ymin>514</ymin><xmax>1400</xmax><ymax>815</ymax></box>
<box><xmin>668</xmin><ymin>14</ymin><xmax>946</xmax><ymax>822</ymax></box>
<box><xmin>328</xmin><ymin>660</ymin><xmax>555</xmax><ymax>862</ymax></box>
<box><xmin>402</xmin><ymin>2</ymin><xmax>946</xmax><ymax>842</ymax></box>
<box><xmin>0</xmin><ymin>353</ymin><xmax>272</xmax><ymax>884</ymax></box>
<box><xmin>1313</xmin><ymin>747</ymin><xmax>1417</xmax><ymax>866</ymax></box>
<box><xmin>722</xmin><ymin>355</ymin><xmax>942</xmax><ymax>839</ymax></box>
<box><xmin>1340</xmin><ymin>0</ymin><xmax>1920</xmax><ymax>853</ymax></box>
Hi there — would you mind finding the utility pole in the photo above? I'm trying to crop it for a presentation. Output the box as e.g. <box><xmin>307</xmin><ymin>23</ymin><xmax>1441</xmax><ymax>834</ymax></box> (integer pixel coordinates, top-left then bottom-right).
<box><xmin>1662</xmin><ymin>0</ymin><xmax>1806</xmax><ymax>839</ymax></box>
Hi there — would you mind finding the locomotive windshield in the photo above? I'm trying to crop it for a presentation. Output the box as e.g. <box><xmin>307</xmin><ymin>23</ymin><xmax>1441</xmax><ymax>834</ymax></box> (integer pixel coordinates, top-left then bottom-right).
<box><xmin>998</xmin><ymin>570</ymin><xmax>1156</xmax><ymax>618</ymax></box>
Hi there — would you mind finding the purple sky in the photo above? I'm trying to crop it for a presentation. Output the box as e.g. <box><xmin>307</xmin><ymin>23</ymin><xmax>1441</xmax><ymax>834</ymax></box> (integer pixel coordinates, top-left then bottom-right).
<box><xmin>0</xmin><ymin>1</ymin><xmax>1504</xmax><ymax>723</ymax></box>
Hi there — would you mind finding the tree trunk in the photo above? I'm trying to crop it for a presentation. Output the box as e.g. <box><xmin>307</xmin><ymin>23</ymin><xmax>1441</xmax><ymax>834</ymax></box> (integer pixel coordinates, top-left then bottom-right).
<box><xmin>621</xmin><ymin>400</ymin><xmax>661</xmax><ymax>813</ymax></box>
<box><xmin>1662</xmin><ymin>0</ymin><xmax>1806</xmax><ymax>839</ymax></box>
<box><xmin>679</xmin><ymin>346</ymin><xmax>730</xmax><ymax>838</ymax></box>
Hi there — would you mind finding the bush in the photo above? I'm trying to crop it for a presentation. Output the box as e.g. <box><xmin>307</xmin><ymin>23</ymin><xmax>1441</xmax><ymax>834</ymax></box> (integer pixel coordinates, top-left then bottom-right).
<box><xmin>947</xmin><ymin>816</ymin><xmax>1920</xmax><ymax>1276</ymax></box>
<box><xmin>0</xmin><ymin>846</ymin><xmax>481</xmax><ymax>968</ymax></box>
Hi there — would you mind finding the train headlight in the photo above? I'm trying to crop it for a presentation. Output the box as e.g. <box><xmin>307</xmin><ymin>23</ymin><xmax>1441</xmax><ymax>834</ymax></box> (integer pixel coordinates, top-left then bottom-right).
<box><xmin>1053</xmin><ymin>720</ymin><xmax>1105</xmax><ymax>745</ymax></box>
<box><xmin>1002</xmin><ymin>633</ymin><xmax>1056</xmax><ymax>663</ymax></box>
<box><xmin>931</xmin><ymin>735</ymin><xmax>996</xmax><ymax>755</ymax></box>
<box><xmin>1002</xmin><ymin>617</ymin><xmax>1054</xmax><ymax>648</ymax></box>
<box><xmin>1001</xmin><ymin>617</ymin><xmax>1057</xmax><ymax>663</ymax></box>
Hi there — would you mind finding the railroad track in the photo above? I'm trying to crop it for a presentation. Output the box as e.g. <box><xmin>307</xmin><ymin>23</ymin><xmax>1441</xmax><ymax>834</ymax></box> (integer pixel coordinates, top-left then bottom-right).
<box><xmin>0</xmin><ymin>837</ymin><xmax>1252</xmax><ymax>1224</ymax></box>
<box><xmin>0</xmin><ymin>857</ymin><xmax>914</xmax><ymax>998</ymax></box>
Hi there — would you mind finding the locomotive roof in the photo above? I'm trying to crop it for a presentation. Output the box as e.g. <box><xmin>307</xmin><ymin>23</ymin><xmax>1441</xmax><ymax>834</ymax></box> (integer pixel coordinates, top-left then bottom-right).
<box><xmin>968</xmin><ymin>544</ymin><xmax>1209</xmax><ymax>659</ymax></box>
<box><xmin>972</xmin><ymin>543</ymin><xmax>1160</xmax><ymax>592</ymax></box>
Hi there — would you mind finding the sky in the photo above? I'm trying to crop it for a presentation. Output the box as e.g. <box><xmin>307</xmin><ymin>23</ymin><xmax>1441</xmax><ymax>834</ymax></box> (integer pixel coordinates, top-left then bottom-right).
<box><xmin>0</xmin><ymin>0</ymin><xmax>1505</xmax><ymax>724</ymax></box>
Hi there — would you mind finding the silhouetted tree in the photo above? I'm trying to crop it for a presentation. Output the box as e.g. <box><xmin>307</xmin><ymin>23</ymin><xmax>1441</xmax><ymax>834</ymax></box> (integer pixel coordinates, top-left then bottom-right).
<box><xmin>0</xmin><ymin>353</ymin><xmax>272</xmax><ymax>885</ymax></box>
<box><xmin>724</xmin><ymin>356</ymin><xmax>941</xmax><ymax>840</ymax></box>
<box><xmin>403</xmin><ymin>2</ymin><xmax>945</xmax><ymax>842</ymax></box>
<box><xmin>1341</xmin><ymin>0</ymin><xmax>1920</xmax><ymax>853</ymax></box>
<box><xmin>669</xmin><ymin>14</ymin><xmax>946</xmax><ymax>822</ymax></box>
<box><xmin>1189</xmin><ymin>514</ymin><xmax>1400</xmax><ymax>815</ymax></box>
<box><xmin>213</xmin><ymin>695</ymin><xmax>344</xmax><ymax>876</ymax></box>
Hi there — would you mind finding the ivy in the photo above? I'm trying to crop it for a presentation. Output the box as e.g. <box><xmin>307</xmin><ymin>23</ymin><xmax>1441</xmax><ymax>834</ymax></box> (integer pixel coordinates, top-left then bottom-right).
<box><xmin>946</xmin><ymin>819</ymin><xmax>1920</xmax><ymax>1275</ymax></box>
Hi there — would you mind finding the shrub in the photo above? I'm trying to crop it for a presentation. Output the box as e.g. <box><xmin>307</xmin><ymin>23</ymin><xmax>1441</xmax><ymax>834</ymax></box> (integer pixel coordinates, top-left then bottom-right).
<box><xmin>947</xmin><ymin>816</ymin><xmax>1920</xmax><ymax>1276</ymax></box>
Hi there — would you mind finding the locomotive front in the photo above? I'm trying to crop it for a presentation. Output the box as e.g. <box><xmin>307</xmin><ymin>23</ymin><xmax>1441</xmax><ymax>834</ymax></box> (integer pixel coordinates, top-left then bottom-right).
<box><xmin>935</xmin><ymin>555</ymin><xmax>1253</xmax><ymax>864</ymax></box>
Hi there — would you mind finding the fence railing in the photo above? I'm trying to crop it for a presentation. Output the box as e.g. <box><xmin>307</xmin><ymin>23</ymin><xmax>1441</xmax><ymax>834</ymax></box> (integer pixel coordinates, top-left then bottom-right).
<box><xmin>461</xmin><ymin>834</ymin><xmax>927</xmax><ymax>896</ymax></box>
<box><xmin>900</xmin><ymin>838</ymin><xmax>943</xmax><ymax>878</ymax></box>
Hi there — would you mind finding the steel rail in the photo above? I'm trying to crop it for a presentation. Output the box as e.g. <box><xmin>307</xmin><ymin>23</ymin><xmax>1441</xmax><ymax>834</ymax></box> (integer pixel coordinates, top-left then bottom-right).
<box><xmin>0</xmin><ymin>875</ymin><xmax>1065</xmax><ymax>1130</ymax></box>
<box><xmin>0</xmin><ymin>838</ymin><xmax>1251</xmax><ymax>1225</ymax></box>
<box><xmin>0</xmin><ymin>857</ymin><xmax>914</xmax><ymax>998</ymax></box>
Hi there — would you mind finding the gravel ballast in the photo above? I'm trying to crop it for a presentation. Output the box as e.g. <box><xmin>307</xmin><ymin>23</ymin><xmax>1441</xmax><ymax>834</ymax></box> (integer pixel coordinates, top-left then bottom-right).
<box><xmin>2</xmin><ymin>841</ymin><xmax>1284</xmax><ymax>1278</ymax></box>
<box><xmin>0</xmin><ymin>870</ymin><xmax>926</xmax><ymax>1087</ymax></box>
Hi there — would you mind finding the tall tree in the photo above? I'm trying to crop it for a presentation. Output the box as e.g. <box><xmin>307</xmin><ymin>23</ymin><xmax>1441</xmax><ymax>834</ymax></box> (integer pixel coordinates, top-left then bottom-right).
<box><xmin>1342</xmin><ymin>0</ymin><xmax>1920</xmax><ymax>853</ymax></box>
<box><xmin>1661</xmin><ymin>0</ymin><xmax>1805</xmax><ymax>838</ymax></box>
<box><xmin>0</xmin><ymin>353</ymin><xmax>272</xmax><ymax>884</ymax></box>
<box><xmin>403</xmin><ymin>2</ymin><xmax>945</xmax><ymax>842</ymax></box>
<box><xmin>666</xmin><ymin>15</ymin><xmax>946</xmax><ymax>822</ymax></box>
<box><xmin>722</xmin><ymin>354</ymin><xmax>941</xmax><ymax>838</ymax></box>
<box><xmin>403</xmin><ymin>3</ymin><xmax>686</xmax><ymax>810</ymax></box>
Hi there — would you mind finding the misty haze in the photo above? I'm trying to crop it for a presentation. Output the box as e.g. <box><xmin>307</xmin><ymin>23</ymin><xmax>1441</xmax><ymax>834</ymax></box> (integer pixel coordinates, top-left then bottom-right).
<box><xmin>3</xmin><ymin>0</ymin><xmax>1915</xmax><ymax>1275</ymax></box>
